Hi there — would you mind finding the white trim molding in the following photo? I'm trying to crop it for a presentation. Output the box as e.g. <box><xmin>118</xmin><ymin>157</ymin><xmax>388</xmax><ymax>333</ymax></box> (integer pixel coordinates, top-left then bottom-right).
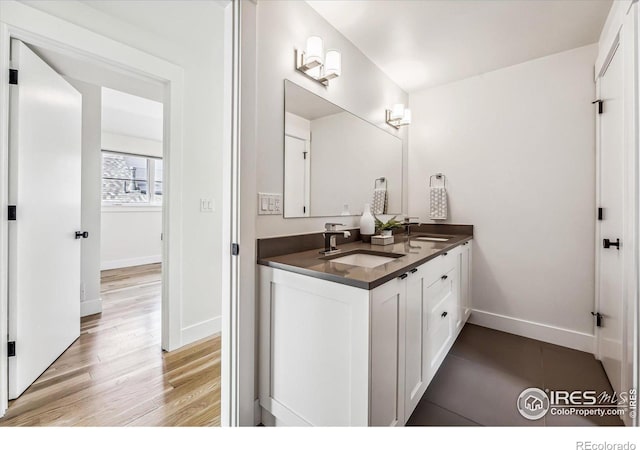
<box><xmin>80</xmin><ymin>298</ymin><xmax>102</xmax><ymax>317</ymax></box>
<box><xmin>181</xmin><ymin>316</ymin><xmax>221</xmax><ymax>346</ymax></box>
<box><xmin>469</xmin><ymin>309</ymin><xmax>595</xmax><ymax>354</ymax></box>
<box><xmin>596</xmin><ymin>0</ymin><xmax>634</xmax><ymax>78</ymax></box>
<box><xmin>101</xmin><ymin>255</ymin><xmax>162</xmax><ymax>271</ymax></box>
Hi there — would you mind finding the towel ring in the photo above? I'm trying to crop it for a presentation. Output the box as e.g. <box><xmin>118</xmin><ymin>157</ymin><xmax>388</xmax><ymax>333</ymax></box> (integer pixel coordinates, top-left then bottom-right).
<box><xmin>429</xmin><ymin>173</ymin><xmax>446</xmax><ymax>187</ymax></box>
<box><xmin>374</xmin><ymin>177</ymin><xmax>387</xmax><ymax>190</ymax></box>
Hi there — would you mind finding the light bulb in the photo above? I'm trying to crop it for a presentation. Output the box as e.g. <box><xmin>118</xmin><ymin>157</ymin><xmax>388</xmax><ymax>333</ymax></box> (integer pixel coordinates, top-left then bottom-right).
<box><xmin>325</xmin><ymin>50</ymin><xmax>341</xmax><ymax>77</ymax></box>
<box><xmin>390</xmin><ymin>104</ymin><xmax>404</xmax><ymax>121</ymax></box>
<box><xmin>305</xmin><ymin>36</ymin><xmax>323</xmax><ymax>67</ymax></box>
<box><xmin>400</xmin><ymin>108</ymin><xmax>412</xmax><ymax>125</ymax></box>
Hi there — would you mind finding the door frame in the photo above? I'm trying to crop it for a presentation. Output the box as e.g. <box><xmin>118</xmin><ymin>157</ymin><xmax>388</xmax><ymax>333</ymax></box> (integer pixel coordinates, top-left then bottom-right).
<box><xmin>594</xmin><ymin>2</ymin><xmax>639</xmax><ymax>427</ymax></box>
<box><xmin>0</xmin><ymin>1</ymin><xmax>188</xmax><ymax>417</ymax></box>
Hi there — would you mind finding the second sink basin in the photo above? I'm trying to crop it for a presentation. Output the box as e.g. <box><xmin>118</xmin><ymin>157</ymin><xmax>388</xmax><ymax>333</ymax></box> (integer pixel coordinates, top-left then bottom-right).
<box><xmin>322</xmin><ymin>250</ymin><xmax>404</xmax><ymax>268</ymax></box>
<box><xmin>414</xmin><ymin>234</ymin><xmax>455</xmax><ymax>242</ymax></box>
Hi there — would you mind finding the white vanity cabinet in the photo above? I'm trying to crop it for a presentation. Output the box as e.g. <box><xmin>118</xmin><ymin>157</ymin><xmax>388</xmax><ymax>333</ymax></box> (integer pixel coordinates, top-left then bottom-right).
<box><xmin>403</xmin><ymin>246</ymin><xmax>460</xmax><ymax>418</ymax></box>
<box><xmin>259</xmin><ymin>239</ymin><xmax>473</xmax><ymax>426</ymax></box>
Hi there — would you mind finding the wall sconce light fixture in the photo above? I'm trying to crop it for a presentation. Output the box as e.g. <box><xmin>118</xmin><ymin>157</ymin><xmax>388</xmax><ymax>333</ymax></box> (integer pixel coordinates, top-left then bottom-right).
<box><xmin>295</xmin><ymin>36</ymin><xmax>341</xmax><ymax>86</ymax></box>
<box><xmin>385</xmin><ymin>104</ymin><xmax>411</xmax><ymax>129</ymax></box>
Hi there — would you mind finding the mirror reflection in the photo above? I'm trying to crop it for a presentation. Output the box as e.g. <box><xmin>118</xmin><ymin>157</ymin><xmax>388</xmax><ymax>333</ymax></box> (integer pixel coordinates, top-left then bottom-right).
<box><xmin>284</xmin><ymin>80</ymin><xmax>403</xmax><ymax>218</ymax></box>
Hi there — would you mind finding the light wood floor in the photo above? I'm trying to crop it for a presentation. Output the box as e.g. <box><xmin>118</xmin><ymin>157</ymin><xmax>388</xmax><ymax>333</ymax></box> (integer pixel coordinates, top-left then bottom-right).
<box><xmin>0</xmin><ymin>263</ymin><xmax>221</xmax><ymax>426</ymax></box>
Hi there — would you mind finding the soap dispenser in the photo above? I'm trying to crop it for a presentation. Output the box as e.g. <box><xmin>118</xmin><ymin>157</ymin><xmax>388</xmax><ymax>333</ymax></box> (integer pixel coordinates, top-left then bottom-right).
<box><xmin>360</xmin><ymin>203</ymin><xmax>375</xmax><ymax>242</ymax></box>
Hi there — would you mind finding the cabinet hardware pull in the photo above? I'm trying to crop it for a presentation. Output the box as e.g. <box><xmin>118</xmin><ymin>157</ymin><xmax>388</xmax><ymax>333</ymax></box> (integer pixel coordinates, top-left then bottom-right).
<box><xmin>441</xmin><ymin>275</ymin><xmax>448</xmax><ymax>280</ymax></box>
<box><xmin>398</xmin><ymin>273</ymin><xmax>408</xmax><ymax>280</ymax></box>
<box><xmin>441</xmin><ymin>311</ymin><xmax>448</xmax><ymax>318</ymax></box>
<box><xmin>443</xmin><ymin>252</ymin><xmax>448</xmax><ymax>256</ymax></box>
<box><xmin>603</xmin><ymin>238</ymin><xmax>620</xmax><ymax>250</ymax></box>
<box><xmin>409</xmin><ymin>268</ymin><xmax>418</xmax><ymax>274</ymax></box>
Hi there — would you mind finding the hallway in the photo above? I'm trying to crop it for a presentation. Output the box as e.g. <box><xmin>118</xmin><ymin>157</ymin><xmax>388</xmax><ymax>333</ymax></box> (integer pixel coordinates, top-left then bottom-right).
<box><xmin>0</xmin><ymin>264</ymin><xmax>221</xmax><ymax>426</ymax></box>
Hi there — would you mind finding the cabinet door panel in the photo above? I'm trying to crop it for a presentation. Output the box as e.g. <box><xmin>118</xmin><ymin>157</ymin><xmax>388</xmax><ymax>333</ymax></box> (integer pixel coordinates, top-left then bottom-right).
<box><xmin>370</xmin><ymin>279</ymin><xmax>403</xmax><ymax>426</ymax></box>
<box><xmin>405</xmin><ymin>268</ymin><xmax>426</xmax><ymax>417</ymax></box>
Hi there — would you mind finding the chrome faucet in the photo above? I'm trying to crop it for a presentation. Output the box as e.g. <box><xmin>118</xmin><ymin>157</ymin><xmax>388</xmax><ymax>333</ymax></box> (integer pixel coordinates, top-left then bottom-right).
<box><xmin>321</xmin><ymin>223</ymin><xmax>352</xmax><ymax>255</ymax></box>
<box><xmin>403</xmin><ymin>216</ymin><xmax>421</xmax><ymax>248</ymax></box>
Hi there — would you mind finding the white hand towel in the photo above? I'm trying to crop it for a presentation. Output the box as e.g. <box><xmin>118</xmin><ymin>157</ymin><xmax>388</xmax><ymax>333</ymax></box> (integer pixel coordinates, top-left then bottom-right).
<box><xmin>371</xmin><ymin>188</ymin><xmax>387</xmax><ymax>215</ymax></box>
<box><xmin>429</xmin><ymin>186</ymin><xmax>448</xmax><ymax>220</ymax></box>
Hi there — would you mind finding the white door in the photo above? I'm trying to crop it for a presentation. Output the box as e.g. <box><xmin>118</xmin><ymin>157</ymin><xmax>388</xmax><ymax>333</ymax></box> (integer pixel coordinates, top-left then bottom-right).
<box><xmin>597</xmin><ymin>42</ymin><xmax>624</xmax><ymax>395</ymax></box>
<box><xmin>8</xmin><ymin>40</ymin><xmax>82</xmax><ymax>399</ymax></box>
<box><xmin>284</xmin><ymin>135</ymin><xmax>309</xmax><ymax>217</ymax></box>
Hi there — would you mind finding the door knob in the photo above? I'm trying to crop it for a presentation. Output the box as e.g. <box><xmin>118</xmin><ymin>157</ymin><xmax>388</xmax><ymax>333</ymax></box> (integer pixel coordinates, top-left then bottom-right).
<box><xmin>591</xmin><ymin>311</ymin><xmax>603</xmax><ymax>327</ymax></box>
<box><xmin>603</xmin><ymin>238</ymin><xmax>620</xmax><ymax>249</ymax></box>
<box><xmin>75</xmin><ymin>231</ymin><xmax>89</xmax><ymax>239</ymax></box>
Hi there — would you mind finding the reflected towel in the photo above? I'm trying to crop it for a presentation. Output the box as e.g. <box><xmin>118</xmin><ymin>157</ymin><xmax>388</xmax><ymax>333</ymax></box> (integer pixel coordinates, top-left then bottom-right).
<box><xmin>429</xmin><ymin>186</ymin><xmax>448</xmax><ymax>220</ymax></box>
<box><xmin>371</xmin><ymin>188</ymin><xmax>387</xmax><ymax>215</ymax></box>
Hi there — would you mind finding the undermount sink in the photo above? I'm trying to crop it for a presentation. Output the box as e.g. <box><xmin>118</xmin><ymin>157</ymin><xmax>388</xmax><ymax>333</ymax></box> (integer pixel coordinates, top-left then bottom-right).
<box><xmin>322</xmin><ymin>250</ymin><xmax>404</xmax><ymax>268</ymax></box>
<box><xmin>414</xmin><ymin>235</ymin><xmax>454</xmax><ymax>242</ymax></box>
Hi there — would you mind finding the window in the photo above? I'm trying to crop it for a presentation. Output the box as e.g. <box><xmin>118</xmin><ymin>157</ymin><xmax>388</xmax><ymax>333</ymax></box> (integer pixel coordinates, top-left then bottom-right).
<box><xmin>101</xmin><ymin>151</ymin><xmax>163</xmax><ymax>205</ymax></box>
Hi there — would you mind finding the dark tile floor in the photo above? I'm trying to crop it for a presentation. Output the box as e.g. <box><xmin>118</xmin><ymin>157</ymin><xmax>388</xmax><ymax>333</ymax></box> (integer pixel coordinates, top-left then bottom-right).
<box><xmin>407</xmin><ymin>324</ymin><xmax>623</xmax><ymax>426</ymax></box>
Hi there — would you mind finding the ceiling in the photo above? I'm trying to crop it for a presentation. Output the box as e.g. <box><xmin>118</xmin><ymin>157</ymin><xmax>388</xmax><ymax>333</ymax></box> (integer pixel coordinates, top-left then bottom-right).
<box><xmin>102</xmin><ymin>88</ymin><xmax>164</xmax><ymax>142</ymax></box>
<box><xmin>307</xmin><ymin>0</ymin><xmax>612</xmax><ymax>93</ymax></box>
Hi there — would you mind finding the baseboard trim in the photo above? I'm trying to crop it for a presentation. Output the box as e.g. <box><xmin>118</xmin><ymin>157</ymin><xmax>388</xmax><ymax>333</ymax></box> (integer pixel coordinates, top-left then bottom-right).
<box><xmin>469</xmin><ymin>309</ymin><xmax>595</xmax><ymax>354</ymax></box>
<box><xmin>101</xmin><ymin>255</ymin><xmax>161</xmax><ymax>271</ymax></box>
<box><xmin>181</xmin><ymin>316</ymin><xmax>221</xmax><ymax>347</ymax></box>
<box><xmin>80</xmin><ymin>297</ymin><xmax>102</xmax><ymax>317</ymax></box>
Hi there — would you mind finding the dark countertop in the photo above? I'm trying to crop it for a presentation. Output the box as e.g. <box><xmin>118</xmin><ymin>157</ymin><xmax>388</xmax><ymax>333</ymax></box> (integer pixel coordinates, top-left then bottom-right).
<box><xmin>258</xmin><ymin>232</ymin><xmax>473</xmax><ymax>290</ymax></box>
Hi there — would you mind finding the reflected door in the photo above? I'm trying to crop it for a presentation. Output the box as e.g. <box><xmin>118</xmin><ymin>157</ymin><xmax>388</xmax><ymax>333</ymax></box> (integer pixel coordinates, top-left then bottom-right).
<box><xmin>284</xmin><ymin>135</ymin><xmax>310</xmax><ymax>217</ymax></box>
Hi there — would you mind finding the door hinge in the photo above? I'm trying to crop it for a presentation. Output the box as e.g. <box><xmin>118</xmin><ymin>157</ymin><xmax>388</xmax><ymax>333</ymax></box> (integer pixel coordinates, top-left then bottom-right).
<box><xmin>8</xmin><ymin>205</ymin><xmax>16</xmax><ymax>221</ymax></box>
<box><xmin>9</xmin><ymin>69</ymin><xmax>17</xmax><ymax>85</ymax></box>
<box><xmin>592</xmin><ymin>99</ymin><xmax>603</xmax><ymax>114</ymax></box>
<box><xmin>598</xmin><ymin>207</ymin><xmax>603</xmax><ymax>221</ymax></box>
<box><xmin>231</xmin><ymin>243</ymin><xmax>240</xmax><ymax>256</ymax></box>
<box><xmin>8</xmin><ymin>341</ymin><xmax>15</xmax><ymax>357</ymax></box>
<box><xmin>591</xmin><ymin>311</ymin><xmax>603</xmax><ymax>327</ymax></box>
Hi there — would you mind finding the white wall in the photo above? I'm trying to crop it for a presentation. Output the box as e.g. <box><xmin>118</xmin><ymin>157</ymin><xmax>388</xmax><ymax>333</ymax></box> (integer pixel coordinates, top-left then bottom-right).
<box><xmin>21</xmin><ymin>1</ymin><xmax>228</xmax><ymax>344</ymax></box>
<box><xmin>255</xmin><ymin>0</ymin><xmax>408</xmax><ymax>237</ymax></box>
<box><xmin>408</xmin><ymin>44</ymin><xmax>597</xmax><ymax>350</ymax></box>
<box><xmin>309</xmin><ymin>111</ymin><xmax>402</xmax><ymax>216</ymax></box>
<box><xmin>66</xmin><ymin>77</ymin><xmax>102</xmax><ymax>317</ymax></box>
<box><xmin>100</xmin><ymin>208</ymin><xmax>162</xmax><ymax>270</ymax></box>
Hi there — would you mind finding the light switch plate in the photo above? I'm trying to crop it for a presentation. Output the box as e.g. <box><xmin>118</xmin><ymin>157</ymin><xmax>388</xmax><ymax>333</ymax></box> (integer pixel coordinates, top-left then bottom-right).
<box><xmin>200</xmin><ymin>198</ymin><xmax>215</xmax><ymax>213</ymax></box>
<box><xmin>258</xmin><ymin>193</ymin><xmax>282</xmax><ymax>215</ymax></box>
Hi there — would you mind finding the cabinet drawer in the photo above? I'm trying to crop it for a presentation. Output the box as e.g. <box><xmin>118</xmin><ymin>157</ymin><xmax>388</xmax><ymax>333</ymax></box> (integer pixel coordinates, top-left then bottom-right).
<box><xmin>440</xmin><ymin>248</ymin><xmax>458</xmax><ymax>274</ymax></box>
<box><xmin>424</xmin><ymin>266</ymin><xmax>456</xmax><ymax>312</ymax></box>
<box><xmin>417</xmin><ymin>256</ymin><xmax>443</xmax><ymax>286</ymax></box>
<box><xmin>417</xmin><ymin>249</ymin><xmax>458</xmax><ymax>286</ymax></box>
<box><xmin>427</xmin><ymin>291</ymin><xmax>455</xmax><ymax>372</ymax></box>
